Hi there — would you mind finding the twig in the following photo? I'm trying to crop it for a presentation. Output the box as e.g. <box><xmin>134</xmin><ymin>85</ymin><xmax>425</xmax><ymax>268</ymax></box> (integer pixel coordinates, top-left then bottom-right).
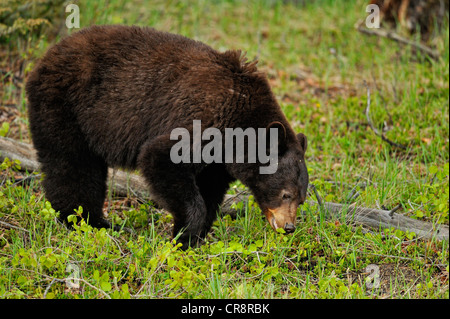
<box><xmin>43</xmin><ymin>278</ymin><xmax>56</xmax><ymax>298</ymax></box>
<box><xmin>323</xmin><ymin>180</ymin><xmax>373</xmax><ymax>190</ymax></box>
<box><xmin>348</xmin><ymin>191</ymin><xmax>360</xmax><ymax>203</ymax></box>
<box><xmin>345</xmin><ymin>177</ymin><xmax>362</xmax><ymax>203</ymax></box>
<box><xmin>359</xmin><ymin>251</ymin><xmax>418</xmax><ymax>261</ymax></box>
<box><xmin>134</xmin><ymin>262</ymin><xmax>166</xmax><ymax>297</ymax></box>
<box><xmin>355</xmin><ymin>20</ymin><xmax>440</xmax><ymax>61</ymax></box>
<box><xmin>364</xmin><ymin>81</ymin><xmax>407</xmax><ymax>150</ymax></box>
<box><xmin>13</xmin><ymin>174</ymin><xmax>41</xmax><ymax>186</ymax></box>
<box><xmin>76</xmin><ymin>278</ymin><xmax>111</xmax><ymax>299</ymax></box>
<box><xmin>222</xmin><ymin>189</ymin><xmax>250</xmax><ymax>204</ymax></box>
<box><xmin>308</xmin><ymin>184</ymin><xmax>323</xmax><ymax>207</ymax></box>
<box><xmin>4</xmin><ymin>267</ymin><xmax>111</xmax><ymax>299</ymax></box>
<box><xmin>106</xmin><ymin>233</ymin><xmax>128</xmax><ymax>257</ymax></box>
<box><xmin>207</xmin><ymin>250</ymin><xmax>268</xmax><ymax>258</ymax></box>
<box><xmin>370</xmin><ymin>71</ymin><xmax>394</xmax><ymax>129</ymax></box>
<box><xmin>389</xmin><ymin>204</ymin><xmax>403</xmax><ymax>218</ymax></box>
<box><xmin>0</xmin><ymin>220</ymin><xmax>30</xmax><ymax>233</ymax></box>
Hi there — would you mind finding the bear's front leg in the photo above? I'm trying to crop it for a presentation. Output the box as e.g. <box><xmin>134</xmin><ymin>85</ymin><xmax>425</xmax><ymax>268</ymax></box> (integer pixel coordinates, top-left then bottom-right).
<box><xmin>138</xmin><ymin>135</ymin><xmax>209</xmax><ymax>250</ymax></box>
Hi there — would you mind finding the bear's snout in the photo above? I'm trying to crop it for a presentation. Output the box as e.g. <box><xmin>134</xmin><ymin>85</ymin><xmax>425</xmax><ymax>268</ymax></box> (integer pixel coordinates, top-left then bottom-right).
<box><xmin>264</xmin><ymin>207</ymin><xmax>297</xmax><ymax>234</ymax></box>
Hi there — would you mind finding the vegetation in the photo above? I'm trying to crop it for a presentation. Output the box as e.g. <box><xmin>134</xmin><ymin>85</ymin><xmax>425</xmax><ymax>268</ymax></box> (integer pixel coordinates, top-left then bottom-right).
<box><xmin>0</xmin><ymin>0</ymin><xmax>448</xmax><ymax>299</ymax></box>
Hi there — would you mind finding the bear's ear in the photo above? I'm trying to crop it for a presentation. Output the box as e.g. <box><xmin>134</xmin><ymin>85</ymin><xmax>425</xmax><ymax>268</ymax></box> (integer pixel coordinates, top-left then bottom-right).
<box><xmin>266</xmin><ymin>121</ymin><xmax>287</xmax><ymax>154</ymax></box>
<box><xmin>296</xmin><ymin>132</ymin><xmax>307</xmax><ymax>152</ymax></box>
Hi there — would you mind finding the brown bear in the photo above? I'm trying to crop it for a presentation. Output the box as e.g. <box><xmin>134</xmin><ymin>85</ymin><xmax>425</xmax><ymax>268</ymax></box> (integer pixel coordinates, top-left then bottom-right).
<box><xmin>26</xmin><ymin>25</ymin><xmax>308</xmax><ymax>249</ymax></box>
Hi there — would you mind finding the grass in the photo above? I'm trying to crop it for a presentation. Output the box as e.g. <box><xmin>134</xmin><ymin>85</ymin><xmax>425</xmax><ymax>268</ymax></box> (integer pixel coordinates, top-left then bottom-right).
<box><xmin>0</xmin><ymin>0</ymin><xmax>448</xmax><ymax>299</ymax></box>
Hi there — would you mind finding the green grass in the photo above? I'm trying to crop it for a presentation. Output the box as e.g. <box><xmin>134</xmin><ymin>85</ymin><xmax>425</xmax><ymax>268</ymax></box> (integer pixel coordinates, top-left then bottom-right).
<box><xmin>0</xmin><ymin>0</ymin><xmax>448</xmax><ymax>299</ymax></box>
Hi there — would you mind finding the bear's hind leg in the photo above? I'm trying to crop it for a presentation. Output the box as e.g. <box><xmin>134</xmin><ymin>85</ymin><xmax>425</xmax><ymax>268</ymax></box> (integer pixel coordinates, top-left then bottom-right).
<box><xmin>39</xmin><ymin>152</ymin><xmax>109</xmax><ymax>229</ymax></box>
<box><xmin>27</xmin><ymin>91</ymin><xmax>114</xmax><ymax>229</ymax></box>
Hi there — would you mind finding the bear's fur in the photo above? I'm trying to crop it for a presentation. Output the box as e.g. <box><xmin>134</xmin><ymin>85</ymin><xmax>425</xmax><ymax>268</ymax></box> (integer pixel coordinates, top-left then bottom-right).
<box><xmin>26</xmin><ymin>25</ymin><xmax>308</xmax><ymax>249</ymax></box>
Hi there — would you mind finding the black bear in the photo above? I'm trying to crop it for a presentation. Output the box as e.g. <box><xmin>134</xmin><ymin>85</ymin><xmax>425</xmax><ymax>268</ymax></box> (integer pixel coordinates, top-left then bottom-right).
<box><xmin>26</xmin><ymin>25</ymin><xmax>308</xmax><ymax>249</ymax></box>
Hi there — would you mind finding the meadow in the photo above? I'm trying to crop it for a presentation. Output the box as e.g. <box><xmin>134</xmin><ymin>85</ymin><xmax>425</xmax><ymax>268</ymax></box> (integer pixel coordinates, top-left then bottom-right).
<box><xmin>0</xmin><ymin>0</ymin><xmax>448</xmax><ymax>299</ymax></box>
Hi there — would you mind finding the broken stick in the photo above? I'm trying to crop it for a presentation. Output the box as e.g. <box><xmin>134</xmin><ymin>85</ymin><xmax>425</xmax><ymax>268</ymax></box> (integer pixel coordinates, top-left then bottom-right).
<box><xmin>364</xmin><ymin>81</ymin><xmax>407</xmax><ymax>150</ymax></box>
<box><xmin>355</xmin><ymin>20</ymin><xmax>441</xmax><ymax>61</ymax></box>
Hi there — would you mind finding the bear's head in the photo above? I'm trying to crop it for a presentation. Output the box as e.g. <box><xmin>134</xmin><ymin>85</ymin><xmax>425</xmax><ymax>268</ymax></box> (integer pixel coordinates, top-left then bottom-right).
<box><xmin>244</xmin><ymin>122</ymin><xmax>308</xmax><ymax>234</ymax></box>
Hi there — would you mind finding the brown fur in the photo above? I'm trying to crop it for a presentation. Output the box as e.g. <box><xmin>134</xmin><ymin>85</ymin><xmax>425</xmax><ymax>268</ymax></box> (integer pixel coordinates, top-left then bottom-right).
<box><xmin>26</xmin><ymin>25</ymin><xmax>308</xmax><ymax>249</ymax></box>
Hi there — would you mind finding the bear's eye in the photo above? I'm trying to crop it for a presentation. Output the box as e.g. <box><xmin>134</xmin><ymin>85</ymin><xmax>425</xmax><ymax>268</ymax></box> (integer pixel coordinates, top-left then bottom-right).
<box><xmin>282</xmin><ymin>192</ymin><xmax>293</xmax><ymax>201</ymax></box>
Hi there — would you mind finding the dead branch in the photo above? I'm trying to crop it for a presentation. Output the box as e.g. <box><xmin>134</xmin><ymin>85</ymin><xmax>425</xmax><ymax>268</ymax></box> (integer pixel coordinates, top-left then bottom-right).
<box><xmin>1</xmin><ymin>136</ymin><xmax>448</xmax><ymax>241</ymax></box>
<box><xmin>0</xmin><ymin>220</ymin><xmax>30</xmax><ymax>233</ymax></box>
<box><xmin>364</xmin><ymin>81</ymin><xmax>408</xmax><ymax>150</ymax></box>
<box><xmin>320</xmin><ymin>201</ymin><xmax>447</xmax><ymax>240</ymax></box>
<box><xmin>355</xmin><ymin>20</ymin><xmax>441</xmax><ymax>60</ymax></box>
<box><xmin>222</xmin><ymin>192</ymin><xmax>448</xmax><ymax>241</ymax></box>
<box><xmin>0</xmin><ymin>137</ymin><xmax>40</xmax><ymax>171</ymax></box>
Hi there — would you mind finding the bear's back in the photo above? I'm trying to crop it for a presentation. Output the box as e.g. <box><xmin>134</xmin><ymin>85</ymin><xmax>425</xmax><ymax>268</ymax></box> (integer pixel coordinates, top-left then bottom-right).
<box><xmin>26</xmin><ymin>25</ymin><xmax>277</xmax><ymax>169</ymax></box>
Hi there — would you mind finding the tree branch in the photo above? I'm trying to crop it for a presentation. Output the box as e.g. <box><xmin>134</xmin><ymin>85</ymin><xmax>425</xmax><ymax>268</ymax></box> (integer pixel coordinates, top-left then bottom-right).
<box><xmin>364</xmin><ymin>81</ymin><xmax>408</xmax><ymax>150</ymax></box>
<box><xmin>355</xmin><ymin>19</ymin><xmax>441</xmax><ymax>61</ymax></box>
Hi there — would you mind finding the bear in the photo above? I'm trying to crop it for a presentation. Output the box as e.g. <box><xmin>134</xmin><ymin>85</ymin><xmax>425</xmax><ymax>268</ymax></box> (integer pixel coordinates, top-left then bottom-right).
<box><xmin>26</xmin><ymin>25</ymin><xmax>308</xmax><ymax>249</ymax></box>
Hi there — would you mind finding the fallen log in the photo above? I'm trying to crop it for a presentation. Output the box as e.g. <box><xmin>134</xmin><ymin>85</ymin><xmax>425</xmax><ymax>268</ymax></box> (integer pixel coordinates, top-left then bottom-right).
<box><xmin>0</xmin><ymin>136</ymin><xmax>39</xmax><ymax>172</ymax></box>
<box><xmin>355</xmin><ymin>19</ymin><xmax>441</xmax><ymax>60</ymax></box>
<box><xmin>221</xmin><ymin>192</ymin><xmax>449</xmax><ymax>241</ymax></box>
<box><xmin>1</xmin><ymin>136</ymin><xmax>448</xmax><ymax>241</ymax></box>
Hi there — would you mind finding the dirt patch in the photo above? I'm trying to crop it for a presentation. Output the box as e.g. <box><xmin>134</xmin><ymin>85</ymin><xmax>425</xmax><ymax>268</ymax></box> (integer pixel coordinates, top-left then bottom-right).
<box><xmin>264</xmin><ymin>64</ymin><xmax>357</xmax><ymax>105</ymax></box>
<box><xmin>0</xmin><ymin>105</ymin><xmax>29</xmax><ymax>141</ymax></box>
<box><xmin>348</xmin><ymin>263</ymin><xmax>423</xmax><ymax>297</ymax></box>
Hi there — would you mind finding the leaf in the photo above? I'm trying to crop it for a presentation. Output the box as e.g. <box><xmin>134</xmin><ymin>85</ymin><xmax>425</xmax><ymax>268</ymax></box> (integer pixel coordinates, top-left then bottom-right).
<box><xmin>17</xmin><ymin>275</ymin><xmax>27</xmax><ymax>286</ymax></box>
<box><xmin>45</xmin><ymin>292</ymin><xmax>55</xmax><ymax>299</ymax></box>
<box><xmin>121</xmin><ymin>284</ymin><xmax>129</xmax><ymax>293</ymax></box>
<box><xmin>0</xmin><ymin>122</ymin><xmax>9</xmax><ymax>137</ymax></box>
<box><xmin>406</xmin><ymin>231</ymin><xmax>416</xmax><ymax>240</ymax></box>
<box><xmin>289</xmin><ymin>286</ymin><xmax>299</xmax><ymax>294</ymax></box>
<box><xmin>93</xmin><ymin>270</ymin><xmax>100</xmax><ymax>282</ymax></box>
<box><xmin>67</xmin><ymin>214</ymin><xmax>77</xmax><ymax>225</ymax></box>
<box><xmin>167</xmin><ymin>256</ymin><xmax>176</xmax><ymax>268</ymax></box>
<box><xmin>429</xmin><ymin>165</ymin><xmax>439</xmax><ymax>175</ymax></box>
<box><xmin>101</xmin><ymin>281</ymin><xmax>112</xmax><ymax>292</ymax></box>
<box><xmin>148</xmin><ymin>257</ymin><xmax>158</xmax><ymax>271</ymax></box>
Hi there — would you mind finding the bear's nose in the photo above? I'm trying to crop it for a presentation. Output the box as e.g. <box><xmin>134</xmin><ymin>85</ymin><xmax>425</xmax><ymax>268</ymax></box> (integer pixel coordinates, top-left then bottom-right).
<box><xmin>284</xmin><ymin>223</ymin><xmax>296</xmax><ymax>233</ymax></box>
